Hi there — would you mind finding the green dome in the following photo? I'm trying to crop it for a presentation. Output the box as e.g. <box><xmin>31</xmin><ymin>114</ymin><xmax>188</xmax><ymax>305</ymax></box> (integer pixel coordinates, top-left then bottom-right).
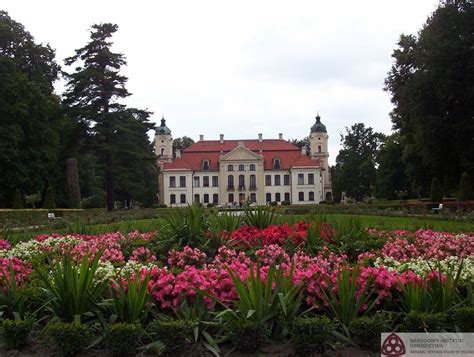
<box><xmin>311</xmin><ymin>114</ymin><xmax>327</xmax><ymax>133</ymax></box>
<box><xmin>156</xmin><ymin>117</ymin><xmax>171</xmax><ymax>135</ymax></box>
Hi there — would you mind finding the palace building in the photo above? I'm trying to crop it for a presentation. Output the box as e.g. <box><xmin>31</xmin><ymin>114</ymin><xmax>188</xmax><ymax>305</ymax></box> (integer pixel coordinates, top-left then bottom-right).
<box><xmin>155</xmin><ymin>114</ymin><xmax>332</xmax><ymax>206</ymax></box>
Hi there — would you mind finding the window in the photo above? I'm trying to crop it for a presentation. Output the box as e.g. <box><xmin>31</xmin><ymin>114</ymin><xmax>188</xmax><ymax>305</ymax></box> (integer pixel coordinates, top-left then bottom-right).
<box><xmin>250</xmin><ymin>164</ymin><xmax>256</xmax><ymax>171</ymax></box>
<box><xmin>298</xmin><ymin>174</ymin><xmax>304</xmax><ymax>185</ymax></box>
<box><xmin>169</xmin><ymin>176</ymin><xmax>176</xmax><ymax>188</ymax></box>
<box><xmin>284</xmin><ymin>174</ymin><xmax>290</xmax><ymax>185</ymax></box>
<box><xmin>239</xmin><ymin>193</ymin><xmax>245</xmax><ymax>203</ymax></box>
<box><xmin>273</xmin><ymin>158</ymin><xmax>281</xmax><ymax>170</ymax></box>
<box><xmin>203</xmin><ymin>194</ymin><xmax>209</xmax><ymax>204</ymax></box>
<box><xmin>194</xmin><ymin>194</ymin><xmax>200</xmax><ymax>203</ymax></box>
<box><xmin>213</xmin><ymin>194</ymin><xmax>219</xmax><ymax>203</ymax></box>
<box><xmin>250</xmin><ymin>193</ymin><xmax>256</xmax><ymax>203</ymax></box>
<box><xmin>308</xmin><ymin>173</ymin><xmax>315</xmax><ymax>185</ymax></box>
<box><xmin>299</xmin><ymin>192</ymin><xmax>304</xmax><ymax>201</ymax></box>
<box><xmin>318</xmin><ymin>146</ymin><xmax>322</xmax><ymax>153</ymax></box>
<box><xmin>227</xmin><ymin>165</ymin><xmax>233</xmax><ymax>171</ymax></box>
<box><xmin>170</xmin><ymin>194</ymin><xmax>176</xmax><ymax>204</ymax></box>
<box><xmin>203</xmin><ymin>176</ymin><xmax>209</xmax><ymax>187</ymax></box>
<box><xmin>202</xmin><ymin>160</ymin><xmax>210</xmax><ymax>170</ymax></box>
<box><xmin>180</xmin><ymin>194</ymin><xmax>186</xmax><ymax>204</ymax></box>
<box><xmin>238</xmin><ymin>175</ymin><xmax>245</xmax><ymax>189</ymax></box>
<box><xmin>250</xmin><ymin>174</ymin><xmax>256</xmax><ymax>189</ymax></box>
<box><xmin>228</xmin><ymin>193</ymin><xmax>234</xmax><ymax>203</ymax></box>
<box><xmin>275</xmin><ymin>192</ymin><xmax>281</xmax><ymax>202</ymax></box>
<box><xmin>238</xmin><ymin>164</ymin><xmax>245</xmax><ymax>171</ymax></box>
<box><xmin>309</xmin><ymin>192</ymin><xmax>315</xmax><ymax>201</ymax></box>
<box><xmin>227</xmin><ymin>175</ymin><xmax>234</xmax><ymax>189</ymax></box>
<box><xmin>284</xmin><ymin>192</ymin><xmax>290</xmax><ymax>202</ymax></box>
<box><xmin>161</xmin><ymin>148</ymin><xmax>165</xmax><ymax>156</ymax></box>
<box><xmin>193</xmin><ymin>176</ymin><xmax>200</xmax><ymax>187</ymax></box>
<box><xmin>274</xmin><ymin>175</ymin><xmax>281</xmax><ymax>186</ymax></box>
<box><xmin>180</xmin><ymin>176</ymin><xmax>186</xmax><ymax>187</ymax></box>
<box><xmin>212</xmin><ymin>176</ymin><xmax>219</xmax><ymax>187</ymax></box>
<box><xmin>266</xmin><ymin>193</ymin><xmax>271</xmax><ymax>202</ymax></box>
<box><xmin>265</xmin><ymin>175</ymin><xmax>272</xmax><ymax>186</ymax></box>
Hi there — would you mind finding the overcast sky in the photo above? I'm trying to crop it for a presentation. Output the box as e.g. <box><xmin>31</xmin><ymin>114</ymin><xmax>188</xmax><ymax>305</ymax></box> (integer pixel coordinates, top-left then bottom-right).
<box><xmin>3</xmin><ymin>0</ymin><xmax>439</xmax><ymax>164</ymax></box>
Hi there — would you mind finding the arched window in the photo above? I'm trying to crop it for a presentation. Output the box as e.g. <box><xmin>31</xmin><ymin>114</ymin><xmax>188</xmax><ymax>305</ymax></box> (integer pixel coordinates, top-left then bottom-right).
<box><xmin>239</xmin><ymin>164</ymin><xmax>245</xmax><ymax>171</ymax></box>
<box><xmin>203</xmin><ymin>194</ymin><xmax>209</xmax><ymax>203</ymax></box>
<box><xmin>228</xmin><ymin>193</ymin><xmax>234</xmax><ymax>203</ymax></box>
<box><xmin>284</xmin><ymin>192</ymin><xmax>290</xmax><ymax>202</ymax></box>
<box><xmin>250</xmin><ymin>164</ymin><xmax>256</xmax><ymax>171</ymax></box>
<box><xmin>250</xmin><ymin>193</ymin><xmax>256</xmax><ymax>203</ymax></box>
<box><xmin>180</xmin><ymin>194</ymin><xmax>186</xmax><ymax>203</ymax></box>
<box><xmin>309</xmin><ymin>192</ymin><xmax>315</xmax><ymax>201</ymax></box>
<box><xmin>227</xmin><ymin>164</ymin><xmax>234</xmax><ymax>171</ymax></box>
<box><xmin>266</xmin><ymin>193</ymin><xmax>271</xmax><ymax>202</ymax></box>
<box><xmin>227</xmin><ymin>175</ymin><xmax>234</xmax><ymax>189</ymax></box>
<box><xmin>238</xmin><ymin>175</ymin><xmax>245</xmax><ymax>189</ymax></box>
<box><xmin>250</xmin><ymin>174</ymin><xmax>256</xmax><ymax>189</ymax></box>
<box><xmin>161</xmin><ymin>148</ymin><xmax>165</xmax><ymax>156</ymax></box>
<box><xmin>318</xmin><ymin>145</ymin><xmax>322</xmax><ymax>153</ymax></box>
<box><xmin>170</xmin><ymin>194</ymin><xmax>176</xmax><ymax>204</ymax></box>
<box><xmin>275</xmin><ymin>193</ymin><xmax>281</xmax><ymax>202</ymax></box>
<box><xmin>298</xmin><ymin>192</ymin><xmax>304</xmax><ymax>201</ymax></box>
<box><xmin>194</xmin><ymin>194</ymin><xmax>200</xmax><ymax>203</ymax></box>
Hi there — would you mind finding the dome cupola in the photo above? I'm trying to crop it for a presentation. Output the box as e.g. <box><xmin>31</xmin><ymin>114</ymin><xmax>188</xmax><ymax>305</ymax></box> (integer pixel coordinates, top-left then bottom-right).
<box><xmin>156</xmin><ymin>116</ymin><xmax>171</xmax><ymax>135</ymax></box>
<box><xmin>310</xmin><ymin>114</ymin><xmax>327</xmax><ymax>133</ymax></box>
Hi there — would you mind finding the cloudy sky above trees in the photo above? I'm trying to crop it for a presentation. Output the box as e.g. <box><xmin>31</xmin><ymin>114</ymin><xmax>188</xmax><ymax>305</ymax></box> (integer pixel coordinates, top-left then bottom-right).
<box><xmin>3</xmin><ymin>0</ymin><xmax>439</xmax><ymax>164</ymax></box>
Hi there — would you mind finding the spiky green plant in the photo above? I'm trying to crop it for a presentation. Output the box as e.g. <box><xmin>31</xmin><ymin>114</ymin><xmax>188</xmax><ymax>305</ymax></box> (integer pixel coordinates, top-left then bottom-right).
<box><xmin>243</xmin><ymin>206</ymin><xmax>275</xmax><ymax>229</ymax></box>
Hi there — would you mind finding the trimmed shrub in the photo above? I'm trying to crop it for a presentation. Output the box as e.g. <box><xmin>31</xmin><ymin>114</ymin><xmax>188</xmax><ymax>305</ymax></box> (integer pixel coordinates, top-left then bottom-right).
<box><xmin>1</xmin><ymin>318</ymin><xmax>33</xmax><ymax>350</ymax></box>
<box><xmin>12</xmin><ymin>189</ymin><xmax>23</xmax><ymax>209</ymax></box>
<box><xmin>291</xmin><ymin>316</ymin><xmax>335</xmax><ymax>355</ymax></box>
<box><xmin>230</xmin><ymin>320</ymin><xmax>269</xmax><ymax>352</ymax></box>
<box><xmin>67</xmin><ymin>158</ymin><xmax>82</xmax><ymax>208</ymax></box>
<box><xmin>399</xmin><ymin>312</ymin><xmax>444</xmax><ymax>332</ymax></box>
<box><xmin>446</xmin><ymin>306</ymin><xmax>474</xmax><ymax>332</ymax></box>
<box><xmin>459</xmin><ymin>173</ymin><xmax>472</xmax><ymax>202</ymax></box>
<box><xmin>43</xmin><ymin>321</ymin><xmax>92</xmax><ymax>356</ymax></box>
<box><xmin>106</xmin><ymin>323</ymin><xmax>144</xmax><ymax>356</ymax></box>
<box><xmin>43</xmin><ymin>186</ymin><xmax>56</xmax><ymax>209</ymax></box>
<box><xmin>148</xmin><ymin>319</ymin><xmax>192</xmax><ymax>353</ymax></box>
<box><xmin>350</xmin><ymin>313</ymin><xmax>392</xmax><ymax>351</ymax></box>
<box><xmin>430</xmin><ymin>178</ymin><xmax>443</xmax><ymax>203</ymax></box>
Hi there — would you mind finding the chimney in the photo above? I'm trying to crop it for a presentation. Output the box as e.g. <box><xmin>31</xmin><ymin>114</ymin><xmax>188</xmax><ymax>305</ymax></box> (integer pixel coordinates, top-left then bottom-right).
<box><xmin>175</xmin><ymin>148</ymin><xmax>181</xmax><ymax>158</ymax></box>
<box><xmin>301</xmin><ymin>146</ymin><xmax>306</xmax><ymax>156</ymax></box>
<box><xmin>258</xmin><ymin>133</ymin><xmax>263</xmax><ymax>142</ymax></box>
<box><xmin>199</xmin><ymin>134</ymin><xmax>204</xmax><ymax>141</ymax></box>
<box><xmin>220</xmin><ymin>134</ymin><xmax>224</xmax><ymax>144</ymax></box>
<box><xmin>279</xmin><ymin>133</ymin><xmax>283</xmax><ymax>140</ymax></box>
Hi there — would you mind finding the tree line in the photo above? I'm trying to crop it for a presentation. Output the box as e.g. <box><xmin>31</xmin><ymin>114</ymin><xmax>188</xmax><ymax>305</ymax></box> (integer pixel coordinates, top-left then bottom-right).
<box><xmin>331</xmin><ymin>0</ymin><xmax>474</xmax><ymax>202</ymax></box>
<box><xmin>0</xmin><ymin>13</ymin><xmax>160</xmax><ymax>210</ymax></box>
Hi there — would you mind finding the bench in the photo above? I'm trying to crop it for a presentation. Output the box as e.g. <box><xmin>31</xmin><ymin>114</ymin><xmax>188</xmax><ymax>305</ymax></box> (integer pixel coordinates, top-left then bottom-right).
<box><xmin>432</xmin><ymin>203</ymin><xmax>443</xmax><ymax>213</ymax></box>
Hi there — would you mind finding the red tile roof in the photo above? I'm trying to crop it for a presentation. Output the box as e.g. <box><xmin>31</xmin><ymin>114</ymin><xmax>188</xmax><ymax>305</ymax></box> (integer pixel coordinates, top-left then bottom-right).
<box><xmin>163</xmin><ymin>139</ymin><xmax>319</xmax><ymax>171</ymax></box>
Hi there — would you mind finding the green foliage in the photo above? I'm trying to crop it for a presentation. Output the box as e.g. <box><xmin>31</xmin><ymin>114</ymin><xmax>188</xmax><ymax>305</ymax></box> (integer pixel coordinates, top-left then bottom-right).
<box><xmin>230</xmin><ymin>320</ymin><xmax>269</xmax><ymax>352</ymax></box>
<box><xmin>243</xmin><ymin>206</ymin><xmax>275</xmax><ymax>229</ymax></box>
<box><xmin>63</xmin><ymin>23</ymin><xmax>156</xmax><ymax>211</ymax></box>
<box><xmin>12</xmin><ymin>189</ymin><xmax>23</xmax><ymax>209</ymax></box>
<box><xmin>319</xmin><ymin>265</ymin><xmax>377</xmax><ymax>326</ymax></box>
<box><xmin>430</xmin><ymin>178</ymin><xmax>443</xmax><ymax>202</ymax></box>
<box><xmin>385</xmin><ymin>1</ymin><xmax>474</xmax><ymax>195</ymax></box>
<box><xmin>333</xmin><ymin>123</ymin><xmax>385</xmax><ymax>201</ymax></box>
<box><xmin>105</xmin><ymin>323</ymin><xmax>144</xmax><ymax>356</ymax></box>
<box><xmin>34</xmin><ymin>253</ymin><xmax>107</xmax><ymax>322</ymax></box>
<box><xmin>459</xmin><ymin>172</ymin><xmax>472</xmax><ymax>201</ymax></box>
<box><xmin>0</xmin><ymin>267</ymin><xmax>32</xmax><ymax>319</ymax></box>
<box><xmin>399</xmin><ymin>312</ymin><xmax>445</xmax><ymax>332</ymax></box>
<box><xmin>290</xmin><ymin>316</ymin><xmax>335</xmax><ymax>355</ymax></box>
<box><xmin>43</xmin><ymin>186</ymin><xmax>56</xmax><ymax>209</ymax></box>
<box><xmin>148</xmin><ymin>319</ymin><xmax>192</xmax><ymax>353</ymax></box>
<box><xmin>109</xmin><ymin>270</ymin><xmax>152</xmax><ymax>323</ymax></box>
<box><xmin>447</xmin><ymin>306</ymin><xmax>474</xmax><ymax>332</ymax></box>
<box><xmin>67</xmin><ymin>158</ymin><xmax>81</xmax><ymax>208</ymax></box>
<box><xmin>43</xmin><ymin>321</ymin><xmax>92</xmax><ymax>356</ymax></box>
<box><xmin>350</xmin><ymin>313</ymin><xmax>392</xmax><ymax>351</ymax></box>
<box><xmin>1</xmin><ymin>317</ymin><xmax>34</xmax><ymax>350</ymax></box>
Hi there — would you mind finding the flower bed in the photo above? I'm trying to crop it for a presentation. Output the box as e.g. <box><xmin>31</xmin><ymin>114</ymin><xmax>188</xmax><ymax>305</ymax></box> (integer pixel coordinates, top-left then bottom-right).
<box><xmin>0</xmin><ymin>217</ymin><xmax>472</xmax><ymax>355</ymax></box>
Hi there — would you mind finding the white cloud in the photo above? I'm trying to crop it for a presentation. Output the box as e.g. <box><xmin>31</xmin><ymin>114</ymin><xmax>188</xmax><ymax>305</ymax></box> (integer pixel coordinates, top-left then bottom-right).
<box><xmin>2</xmin><ymin>0</ymin><xmax>439</xmax><ymax>164</ymax></box>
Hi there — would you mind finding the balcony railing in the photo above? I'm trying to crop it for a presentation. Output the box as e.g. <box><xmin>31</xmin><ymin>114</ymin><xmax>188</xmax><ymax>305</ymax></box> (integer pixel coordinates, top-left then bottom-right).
<box><xmin>227</xmin><ymin>185</ymin><xmax>235</xmax><ymax>191</ymax></box>
<box><xmin>238</xmin><ymin>185</ymin><xmax>246</xmax><ymax>191</ymax></box>
<box><xmin>249</xmin><ymin>185</ymin><xmax>257</xmax><ymax>191</ymax></box>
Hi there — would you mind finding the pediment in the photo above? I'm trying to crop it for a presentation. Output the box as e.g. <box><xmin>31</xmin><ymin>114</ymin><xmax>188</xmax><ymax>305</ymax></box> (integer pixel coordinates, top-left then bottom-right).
<box><xmin>220</xmin><ymin>145</ymin><xmax>263</xmax><ymax>161</ymax></box>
